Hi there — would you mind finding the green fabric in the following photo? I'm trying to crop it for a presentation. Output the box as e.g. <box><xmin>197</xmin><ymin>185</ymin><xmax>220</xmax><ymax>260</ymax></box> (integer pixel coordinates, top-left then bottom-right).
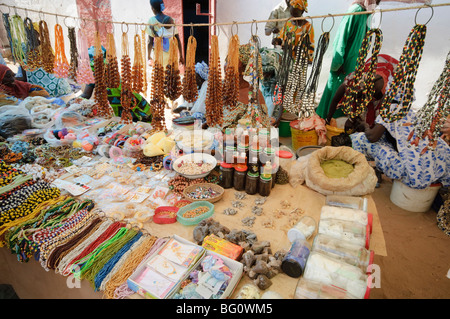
<box><xmin>316</xmin><ymin>4</ymin><xmax>369</xmax><ymax>119</ymax></box>
<box><xmin>107</xmin><ymin>86</ymin><xmax>152</xmax><ymax>123</ymax></box>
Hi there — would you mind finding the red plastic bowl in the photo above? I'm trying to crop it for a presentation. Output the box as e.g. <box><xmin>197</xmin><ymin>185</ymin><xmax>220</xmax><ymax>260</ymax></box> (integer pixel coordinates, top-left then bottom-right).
<box><xmin>153</xmin><ymin>206</ymin><xmax>179</xmax><ymax>224</ymax></box>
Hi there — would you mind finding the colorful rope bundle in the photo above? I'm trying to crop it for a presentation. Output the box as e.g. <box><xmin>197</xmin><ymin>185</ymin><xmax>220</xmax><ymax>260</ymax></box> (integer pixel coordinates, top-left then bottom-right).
<box><xmin>380</xmin><ymin>24</ymin><xmax>427</xmax><ymax>123</ymax></box>
<box><xmin>340</xmin><ymin>28</ymin><xmax>383</xmax><ymax>120</ymax></box>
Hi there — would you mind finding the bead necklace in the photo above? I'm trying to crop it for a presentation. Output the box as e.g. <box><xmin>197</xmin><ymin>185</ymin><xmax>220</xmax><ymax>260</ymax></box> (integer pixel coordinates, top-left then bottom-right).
<box><xmin>132</xmin><ymin>33</ymin><xmax>144</xmax><ymax>94</ymax></box>
<box><xmin>205</xmin><ymin>35</ymin><xmax>223</xmax><ymax>128</ymax></box>
<box><xmin>408</xmin><ymin>51</ymin><xmax>450</xmax><ymax>153</ymax></box>
<box><xmin>67</xmin><ymin>27</ymin><xmax>79</xmax><ymax>82</ymax></box>
<box><xmin>182</xmin><ymin>35</ymin><xmax>199</xmax><ymax>103</ymax></box>
<box><xmin>38</xmin><ymin>20</ymin><xmax>55</xmax><ymax>74</ymax></box>
<box><xmin>23</xmin><ymin>17</ymin><xmax>40</xmax><ymax>72</ymax></box>
<box><xmin>223</xmin><ymin>34</ymin><xmax>240</xmax><ymax>108</ymax></box>
<box><xmin>340</xmin><ymin>28</ymin><xmax>383</xmax><ymax>120</ymax></box>
<box><xmin>53</xmin><ymin>23</ymin><xmax>70</xmax><ymax>78</ymax></box>
<box><xmin>164</xmin><ymin>36</ymin><xmax>182</xmax><ymax>102</ymax></box>
<box><xmin>141</xmin><ymin>29</ymin><xmax>148</xmax><ymax>94</ymax></box>
<box><xmin>94</xmin><ymin>32</ymin><xmax>113</xmax><ymax>119</ymax></box>
<box><xmin>9</xmin><ymin>15</ymin><xmax>27</xmax><ymax>65</ymax></box>
<box><xmin>76</xmin><ymin>29</ymin><xmax>95</xmax><ymax>84</ymax></box>
<box><xmin>380</xmin><ymin>24</ymin><xmax>427</xmax><ymax>123</ymax></box>
<box><xmin>105</xmin><ymin>32</ymin><xmax>121</xmax><ymax>89</ymax></box>
<box><xmin>300</xmin><ymin>31</ymin><xmax>330</xmax><ymax>119</ymax></box>
<box><xmin>282</xmin><ymin>33</ymin><xmax>309</xmax><ymax>115</ymax></box>
<box><xmin>150</xmin><ymin>37</ymin><xmax>167</xmax><ymax>132</ymax></box>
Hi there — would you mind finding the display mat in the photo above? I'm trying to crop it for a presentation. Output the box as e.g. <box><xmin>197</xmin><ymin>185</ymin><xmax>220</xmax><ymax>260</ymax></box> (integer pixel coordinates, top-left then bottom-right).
<box><xmin>0</xmin><ymin>183</ymin><xmax>386</xmax><ymax>299</ymax></box>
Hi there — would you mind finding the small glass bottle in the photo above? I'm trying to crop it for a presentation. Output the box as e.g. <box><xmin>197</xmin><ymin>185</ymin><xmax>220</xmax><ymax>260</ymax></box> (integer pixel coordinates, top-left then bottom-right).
<box><xmin>220</xmin><ymin>162</ymin><xmax>234</xmax><ymax>189</ymax></box>
<box><xmin>258</xmin><ymin>175</ymin><xmax>272</xmax><ymax>197</ymax></box>
<box><xmin>233</xmin><ymin>164</ymin><xmax>248</xmax><ymax>191</ymax></box>
<box><xmin>245</xmin><ymin>172</ymin><xmax>259</xmax><ymax>195</ymax></box>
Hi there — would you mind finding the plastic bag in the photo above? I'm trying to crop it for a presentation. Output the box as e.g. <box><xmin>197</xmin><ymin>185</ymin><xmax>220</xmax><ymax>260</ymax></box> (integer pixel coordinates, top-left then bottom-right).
<box><xmin>0</xmin><ymin>105</ymin><xmax>32</xmax><ymax>138</ymax></box>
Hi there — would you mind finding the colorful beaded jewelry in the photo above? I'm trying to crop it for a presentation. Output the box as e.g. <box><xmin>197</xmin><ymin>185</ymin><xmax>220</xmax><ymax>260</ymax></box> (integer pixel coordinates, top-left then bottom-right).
<box><xmin>53</xmin><ymin>23</ymin><xmax>70</xmax><ymax>78</ymax></box>
<box><xmin>380</xmin><ymin>24</ymin><xmax>427</xmax><ymax>123</ymax></box>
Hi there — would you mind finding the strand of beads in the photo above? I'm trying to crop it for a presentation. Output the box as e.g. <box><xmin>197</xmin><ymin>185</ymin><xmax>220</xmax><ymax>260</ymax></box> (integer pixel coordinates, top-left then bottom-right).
<box><xmin>150</xmin><ymin>37</ymin><xmax>167</xmax><ymax>132</ymax></box>
<box><xmin>132</xmin><ymin>33</ymin><xmax>144</xmax><ymax>94</ymax></box>
<box><xmin>120</xmin><ymin>31</ymin><xmax>134</xmax><ymax>124</ymax></box>
<box><xmin>340</xmin><ymin>28</ymin><xmax>383</xmax><ymax>120</ymax></box>
<box><xmin>205</xmin><ymin>35</ymin><xmax>223</xmax><ymax>127</ymax></box>
<box><xmin>23</xmin><ymin>17</ymin><xmax>40</xmax><ymax>72</ymax></box>
<box><xmin>282</xmin><ymin>33</ymin><xmax>309</xmax><ymax>115</ymax></box>
<box><xmin>141</xmin><ymin>29</ymin><xmax>148</xmax><ymax>94</ymax></box>
<box><xmin>93</xmin><ymin>32</ymin><xmax>113</xmax><ymax>119</ymax></box>
<box><xmin>164</xmin><ymin>36</ymin><xmax>182</xmax><ymax>102</ymax></box>
<box><xmin>301</xmin><ymin>31</ymin><xmax>330</xmax><ymax>119</ymax></box>
<box><xmin>9</xmin><ymin>15</ymin><xmax>27</xmax><ymax>65</ymax></box>
<box><xmin>183</xmin><ymin>35</ymin><xmax>199</xmax><ymax>103</ymax></box>
<box><xmin>38</xmin><ymin>20</ymin><xmax>55</xmax><ymax>73</ymax></box>
<box><xmin>223</xmin><ymin>34</ymin><xmax>240</xmax><ymax>108</ymax></box>
<box><xmin>53</xmin><ymin>23</ymin><xmax>70</xmax><ymax>78</ymax></box>
<box><xmin>105</xmin><ymin>33</ymin><xmax>121</xmax><ymax>89</ymax></box>
<box><xmin>76</xmin><ymin>29</ymin><xmax>95</xmax><ymax>84</ymax></box>
<box><xmin>67</xmin><ymin>27</ymin><xmax>79</xmax><ymax>82</ymax></box>
<box><xmin>380</xmin><ymin>24</ymin><xmax>427</xmax><ymax>123</ymax></box>
<box><xmin>408</xmin><ymin>52</ymin><xmax>450</xmax><ymax>153</ymax></box>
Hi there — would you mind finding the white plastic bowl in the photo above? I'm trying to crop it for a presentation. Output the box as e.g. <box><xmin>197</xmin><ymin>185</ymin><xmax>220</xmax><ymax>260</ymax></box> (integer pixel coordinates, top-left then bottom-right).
<box><xmin>173</xmin><ymin>153</ymin><xmax>218</xmax><ymax>179</ymax></box>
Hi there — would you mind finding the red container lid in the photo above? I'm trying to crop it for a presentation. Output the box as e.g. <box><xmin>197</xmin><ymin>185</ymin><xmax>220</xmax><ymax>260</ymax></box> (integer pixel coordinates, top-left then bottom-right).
<box><xmin>367</xmin><ymin>213</ymin><xmax>373</xmax><ymax>234</ymax></box>
<box><xmin>153</xmin><ymin>206</ymin><xmax>179</xmax><ymax>224</ymax></box>
<box><xmin>220</xmin><ymin>162</ymin><xmax>233</xmax><ymax>169</ymax></box>
<box><xmin>235</xmin><ymin>164</ymin><xmax>248</xmax><ymax>172</ymax></box>
<box><xmin>276</xmin><ymin>150</ymin><xmax>293</xmax><ymax>159</ymax></box>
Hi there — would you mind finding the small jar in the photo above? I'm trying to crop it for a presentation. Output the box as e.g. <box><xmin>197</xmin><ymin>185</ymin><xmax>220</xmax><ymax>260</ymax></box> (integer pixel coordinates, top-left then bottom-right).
<box><xmin>258</xmin><ymin>175</ymin><xmax>272</xmax><ymax>197</ymax></box>
<box><xmin>233</xmin><ymin>164</ymin><xmax>248</xmax><ymax>191</ymax></box>
<box><xmin>248</xmin><ymin>156</ymin><xmax>259</xmax><ymax>175</ymax></box>
<box><xmin>281</xmin><ymin>238</ymin><xmax>311</xmax><ymax>278</ymax></box>
<box><xmin>220</xmin><ymin>162</ymin><xmax>234</xmax><ymax>189</ymax></box>
<box><xmin>287</xmin><ymin>215</ymin><xmax>316</xmax><ymax>242</ymax></box>
<box><xmin>245</xmin><ymin>172</ymin><xmax>259</xmax><ymax>195</ymax></box>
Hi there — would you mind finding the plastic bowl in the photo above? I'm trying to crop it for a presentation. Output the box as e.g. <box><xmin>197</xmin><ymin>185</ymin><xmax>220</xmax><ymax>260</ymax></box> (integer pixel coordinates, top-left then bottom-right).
<box><xmin>173</xmin><ymin>153</ymin><xmax>217</xmax><ymax>179</ymax></box>
<box><xmin>176</xmin><ymin>201</ymin><xmax>214</xmax><ymax>226</ymax></box>
<box><xmin>153</xmin><ymin>206</ymin><xmax>179</xmax><ymax>224</ymax></box>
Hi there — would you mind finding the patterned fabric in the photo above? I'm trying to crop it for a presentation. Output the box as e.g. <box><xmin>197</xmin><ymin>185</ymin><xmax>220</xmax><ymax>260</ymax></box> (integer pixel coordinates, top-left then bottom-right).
<box><xmin>265</xmin><ymin>1</ymin><xmax>292</xmax><ymax>35</ymax></box>
<box><xmin>350</xmin><ymin>110</ymin><xmax>450</xmax><ymax>189</ymax></box>
<box><xmin>290</xmin><ymin>0</ymin><xmax>308</xmax><ymax>11</ymax></box>
<box><xmin>27</xmin><ymin>68</ymin><xmax>72</xmax><ymax>97</ymax></box>
<box><xmin>107</xmin><ymin>87</ymin><xmax>152</xmax><ymax>123</ymax></box>
<box><xmin>279</xmin><ymin>20</ymin><xmax>315</xmax><ymax>63</ymax></box>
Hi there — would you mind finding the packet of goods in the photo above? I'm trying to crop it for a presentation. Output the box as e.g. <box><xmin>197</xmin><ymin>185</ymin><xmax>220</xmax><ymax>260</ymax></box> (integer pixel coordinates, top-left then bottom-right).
<box><xmin>201</xmin><ymin>234</ymin><xmax>244</xmax><ymax>260</ymax></box>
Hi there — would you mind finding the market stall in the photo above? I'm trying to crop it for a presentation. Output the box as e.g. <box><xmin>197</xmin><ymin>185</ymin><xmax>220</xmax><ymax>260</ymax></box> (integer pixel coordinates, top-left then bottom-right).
<box><xmin>0</xmin><ymin>1</ymin><xmax>448</xmax><ymax>301</ymax></box>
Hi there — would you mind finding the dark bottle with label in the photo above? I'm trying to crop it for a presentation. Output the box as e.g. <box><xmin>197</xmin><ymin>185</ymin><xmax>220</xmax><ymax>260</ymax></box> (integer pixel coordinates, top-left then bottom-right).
<box><xmin>233</xmin><ymin>164</ymin><xmax>247</xmax><ymax>191</ymax></box>
<box><xmin>220</xmin><ymin>162</ymin><xmax>234</xmax><ymax>189</ymax></box>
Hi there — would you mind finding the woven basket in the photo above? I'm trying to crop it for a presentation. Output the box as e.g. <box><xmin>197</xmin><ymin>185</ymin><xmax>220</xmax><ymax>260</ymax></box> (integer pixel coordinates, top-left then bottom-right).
<box><xmin>183</xmin><ymin>183</ymin><xmax>224</xmax><ymax>203</ymax></box>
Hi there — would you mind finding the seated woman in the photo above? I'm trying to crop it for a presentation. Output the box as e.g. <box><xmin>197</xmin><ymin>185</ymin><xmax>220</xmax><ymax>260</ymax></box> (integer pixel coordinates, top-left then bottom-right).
<box><xmin>326</xmin><ymin>54</ymin><xmax>399</xmax><ymax>132</ymax></box>
<box><xmin>0</xmin><ymin>64</ymin><xmax>49</xmax><ymax>99</ymax></box>
<box><xmin>350</xmin><ymin>109</ymin><xmax>450</xmax><ymax>190</ymax></box>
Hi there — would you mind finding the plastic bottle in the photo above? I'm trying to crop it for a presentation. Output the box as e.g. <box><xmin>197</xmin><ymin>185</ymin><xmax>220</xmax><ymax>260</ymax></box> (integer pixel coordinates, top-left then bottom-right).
<box><xmin>294</xmin><ymin>277</ymin><xmax>358</xmax><ymax>299</ymax></box>
<box><xmin>312</xmin><ymin>233</ymin><xmax>374</xmax><ymax>274</ymax></box>
<box><xmin>287</xmin><ymin>215</ymin><xmax>316</xmax><ymax>242</ymax></box>
<box><xmin>281</xmin><ymin>238</ymin><xmax>311</xmax><ymax>278</ymax></box>
<box><xmin>318</xmin><ymin>218</ymin><xmax>371</xmax><ymax>249</ymax></box>
<box><xmin>320</xmin><ymin>205</ymin><xmax>373</xmax><ymax>234</ymax></box>
<box><xmin>302</xmin><ymin>251</ymin><xmax>371</xmax><ymax>299</ymax></box>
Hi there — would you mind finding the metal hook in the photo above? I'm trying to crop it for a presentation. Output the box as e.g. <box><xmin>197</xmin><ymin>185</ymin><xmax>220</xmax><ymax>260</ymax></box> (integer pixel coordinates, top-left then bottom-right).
<box><xmin>321</xmin><ymin>13</ymin><xmax>335</xmax><ymax>34</ymax></box>
<box><xmin>368</xmin><ymin>9</ymin><xmax>383</xmax><ymax>30</ymax></box>
<box><xmin>190</xmin><ymin>23</ymin><xmax>194</xmax><ymax>37</ymax></box>
<box><xmin>55</xmin><ymin>14</ymin><xmax>59</xmax><ymax>25</ymax></box>
<box><xmin>251</xmin><ymin>19</ymin><xmax>258</xmax><ymax>37</ymax></box>
<box><xmin>39</xmin><ymin>10</ymin><xmax>44</xmax><ymax>21</ymax></box>
<box><xmin>231</xmin><ymin>21</ymin><xmax>238</xmax><ymax>37</ymax></box>
<box><xmin>415</xmin><ymin>4</ymin><xmax>434</xmax><ymax>26</ymax></box>
<box><xmin>121</xmin><ymin>21</ymin><xmax>129</xmax><ymax>33</ymax></box>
